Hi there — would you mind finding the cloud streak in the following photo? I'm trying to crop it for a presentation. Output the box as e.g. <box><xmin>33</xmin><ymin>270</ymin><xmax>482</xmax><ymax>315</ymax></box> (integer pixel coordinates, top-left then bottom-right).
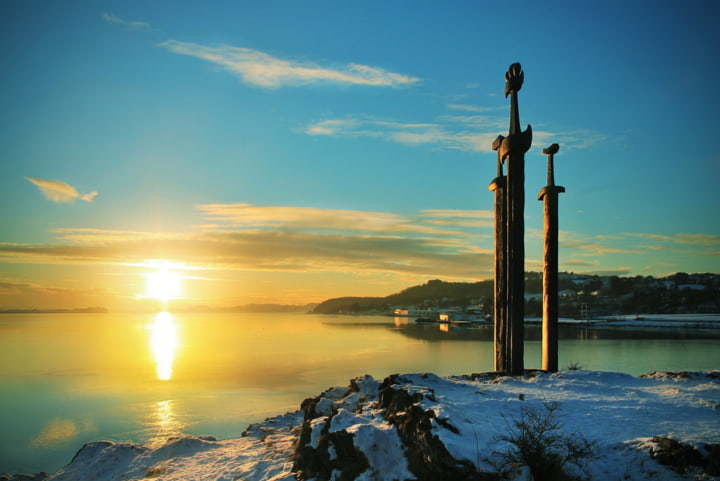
<box><xmin>26</xmin><ymin>178</ymin><xmax>98</xmax><ymax>203</ymax></box>
<box><xmin>196</xmin><ymin>203</ymin><xmax>493</xmax><ymax>237</ymax></box>
<box><xmin>558</xmin><ymin>230</ymin><xmax>720</xmax><ymax>275</ymax></box>
<box><xmin>159</xmin><ymin>40</ymin><xmax>421</xmax><ymax>89</ymax></box>
<box><xmin>102</xmin><ymin>13</ymin><xmax>151</xmax><ymax>31</ymax></box>
<box><xmin>0</xmin><ymin>204</ymin><xmax>496</xmax><ymax>281</ymax></box>
<box><xmin>2</xmin><ymin>204</ymin><xmax>715</xmax><ymax>286</ymax></box>
<box><xmin>304</xmin><ymin>113</ymin><xmax>607</xmax><ymax>153</ymax></box>
<box><xmin>0</xmin><ymin>231</ymin><xmax>493</xmax><ymax>280</ymax></box>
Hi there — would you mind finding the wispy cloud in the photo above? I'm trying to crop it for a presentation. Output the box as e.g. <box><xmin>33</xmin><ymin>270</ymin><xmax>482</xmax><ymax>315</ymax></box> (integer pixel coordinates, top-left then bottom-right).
<box><xmin>626</xmin><ymin>232</ymin><xmax>720</xmax><ymax>247</ymax></box>
<box><xmin>196</xmin><ymin>203</ymin><xmax>492</xmax><ymax>237</ymax></box>
<box><xmin>4</xmin><ymin>203</ymin><xmax>714</xmax><ymax>283</ymax></box>
<box><xmin>0</xmin><ymin>232</ymin><xmax>493</xmax><ymax>280</ymax></box>
<box><xmin>158</xmin><ymin>40</ymin><xmax>421</xmax><ymax>89</ymax></box>
<box><xmin>531</xmin><ymin>129</ymin><xmax>608</xmax><ymax>152</ymax></box>
<box><xmin>0</xmin><ymin>204</ymin><xmax>495</xmax><ymax>281</ymax></box>
<box><xmin>304</xmin><ymin>111</ymin><xmax>607</xmax><ymax>153</ymax></box>
<box><xmin>102</xmin><ymin>13</ymin><xmax>151</xmax><ymax>31</ymax></box>
<box><xmin>304</xmin><ymin>117</ymin><xmax>498</xmax><ymax>152</ymax></box>
<box><xmin>557</xmin><ymin>230</ymin><xmax>720</xmax><ymax>275</ymax></box>
<box><xmin>26</xmin><ymin>177</ymin><xmax>98</xmax><ymax>203</ymax></box>
<box><xmin>446</xmin><ymin>104</ymin><xmax>502</xmax><ymax>113</ymax></box>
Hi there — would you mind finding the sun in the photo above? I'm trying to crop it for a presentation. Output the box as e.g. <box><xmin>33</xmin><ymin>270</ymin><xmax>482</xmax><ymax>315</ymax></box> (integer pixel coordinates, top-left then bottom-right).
<box><xmin>142</xmin><ymin>261</ymin><xmax>184</xmax><ymax>301</ymax></box>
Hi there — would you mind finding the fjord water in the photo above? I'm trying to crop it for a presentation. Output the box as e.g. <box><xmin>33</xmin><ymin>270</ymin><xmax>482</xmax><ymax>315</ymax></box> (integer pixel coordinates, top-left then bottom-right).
<box><xmin>1</xmin><ymin>312</ymin><xmax>719</xmax><ymax>474</ymax></box>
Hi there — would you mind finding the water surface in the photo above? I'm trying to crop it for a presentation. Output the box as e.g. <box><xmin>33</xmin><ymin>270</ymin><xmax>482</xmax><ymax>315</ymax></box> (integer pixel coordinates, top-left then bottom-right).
<box><xmin>1</xmin><ymin>312</ymin><xmax>718</xmax><ymax>473</ymax></box>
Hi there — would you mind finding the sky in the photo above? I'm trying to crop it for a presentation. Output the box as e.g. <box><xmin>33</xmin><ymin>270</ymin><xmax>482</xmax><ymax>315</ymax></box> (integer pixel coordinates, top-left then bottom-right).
<box><xmin>1</xmin><ymin>0</ymin><xmax>719</xmax><ymax>310</ymax></box>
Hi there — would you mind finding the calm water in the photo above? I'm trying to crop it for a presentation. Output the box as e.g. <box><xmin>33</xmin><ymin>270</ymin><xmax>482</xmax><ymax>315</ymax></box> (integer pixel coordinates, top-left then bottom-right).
<box><xmin>1</xmin><ymin>312</ymin><xmax>719</xmax><ymax>473</ymax></box>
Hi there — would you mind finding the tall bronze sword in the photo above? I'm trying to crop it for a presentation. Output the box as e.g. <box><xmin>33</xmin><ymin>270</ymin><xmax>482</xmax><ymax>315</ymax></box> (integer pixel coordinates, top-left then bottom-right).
<box><xmin>500</xmin><ymin>63</ymin><xmax>532</xmax><ymax>375</ymax></box>
<box><xmin>489</xmin><ymin>135</ymin><xmax>508</xmax><ymax>371</ymax></box>
<box><xmin>537</xmin><ymin>144</ymin><xmax>565</xmax><ymax>372</ymax></box>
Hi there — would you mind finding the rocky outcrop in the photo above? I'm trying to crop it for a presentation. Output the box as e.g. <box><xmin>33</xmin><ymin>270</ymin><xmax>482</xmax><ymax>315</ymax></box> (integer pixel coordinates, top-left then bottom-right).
<box><xmin>649</xmin><ymin>436</ymin><xmax>720</xmax><ymax>476</ymax></box>
<box><xmin>641</xmin><ymin>371</ymin><xmax>720</xmax><ymax>380</ymax></box>
<box><xmin>378</xmin><ymin>374</ymin><xmax>496</xmax><ymax>481</ymax></box>
<box><xmin>0</xmin><ymin>474</ymin><xmax>50</xmax><ymax>481</ymax></box>
<box><xmin>292</xmin><ymin>374</ymin><xmax>498</xmax><ymax>481</ymax></box>
<box><xmin>293</xmin><ymin>376</ymin><xmax>386</xmax><ymax>480</ymax></box>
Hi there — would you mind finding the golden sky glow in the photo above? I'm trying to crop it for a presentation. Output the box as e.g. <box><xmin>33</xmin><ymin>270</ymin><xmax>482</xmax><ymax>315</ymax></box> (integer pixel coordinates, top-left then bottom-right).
<box><xmin>0</xmin><ymin>202</ymin><xmax>718</xmax><ymax>310</ymax></box>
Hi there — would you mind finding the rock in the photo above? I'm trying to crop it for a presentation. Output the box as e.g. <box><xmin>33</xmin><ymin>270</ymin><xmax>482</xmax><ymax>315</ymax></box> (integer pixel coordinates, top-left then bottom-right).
<box><xmin>292</xmin><ymin>373</ymin><xmax>497</xmax><ymax>481</ymax></box>
<box><xmin>649</xmin><ymin>435</ymin><xmax>720</xmax><ymax>476</ymax></box>
<box><xmin>641</xmin><ymin>371</ymin><xmax>720</xmax><ymax>381</ymax></box>
<box><xmin>0</xmin><ymin>474</ymin><xmax>50</xmax><ymax>481</ymax></box>
<box><xmin>292</xmin><ymin>378</ymin><xmax>374</xmax><ymax>481</ymax></box>
<box><xmin>701</xmin><ymin>443</ymin><xmax>720</xmax><ymax>476</ymax></box>
<box><xmin>378</xmin><ymin>374</ymin><xmax>496</xmax><ymax>481</ymax></box>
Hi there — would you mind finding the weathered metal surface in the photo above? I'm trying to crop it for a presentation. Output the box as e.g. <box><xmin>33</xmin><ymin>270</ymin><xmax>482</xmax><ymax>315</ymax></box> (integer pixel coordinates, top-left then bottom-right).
<box><xmin>538</xmin><ymin>144</ymin><xmax>565</xmax><ymax>372</ymax></box>
<box><xmin>503</xmin><ymin>63</ymin><xmax>531</xmax><ymax>375</ymax></box>
<box><xmin>489</xmin><ymin>135</ymin><xmax>507</xmax><ymax>372</ymax></box>
<box><xmin>490</xmin><ymin>63</ymin><xmax>532</xmax><ymax>374</ymax></box>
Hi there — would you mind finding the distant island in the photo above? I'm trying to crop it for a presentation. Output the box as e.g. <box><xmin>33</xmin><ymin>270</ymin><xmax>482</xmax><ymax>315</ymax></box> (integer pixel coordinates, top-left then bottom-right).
<box><xmin>312</xmin><ymin>272</ymin><xmax>720</xmax><ymax>317</ymax></box>
<box><xmin>0</xmin><ymin>304</ymin><xmax>318</xmax><ymax>315</ymax></box>
<box><xmin>0</xmin><ymin>306</ymin><xmax>109</xmax><ymax>314</ymax></box>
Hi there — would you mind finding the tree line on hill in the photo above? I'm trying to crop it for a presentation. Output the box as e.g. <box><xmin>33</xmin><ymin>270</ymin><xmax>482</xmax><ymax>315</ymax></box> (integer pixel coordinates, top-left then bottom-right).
<box><xmin>312</xmin><ymin>272</ymin><xmax>720</xmax><ymax>317</ymax></box>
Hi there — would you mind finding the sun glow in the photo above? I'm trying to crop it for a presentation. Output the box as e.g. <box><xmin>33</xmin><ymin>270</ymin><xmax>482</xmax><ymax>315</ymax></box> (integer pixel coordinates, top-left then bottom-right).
<box><xmin>142</xmin><ymin>261</ymin><xmax>184</xmax><ymax>301</ymax></box>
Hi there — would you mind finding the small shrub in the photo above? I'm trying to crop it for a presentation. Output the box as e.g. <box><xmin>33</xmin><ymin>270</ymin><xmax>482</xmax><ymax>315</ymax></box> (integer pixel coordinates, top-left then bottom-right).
<box><xmin>564</xmin><ymin>362</ymin><xmax>583</xmax><ymax>371</ymax></box>
<box><xmin>494</xmin><ymin>402</ymin><xmax>598</xmax><ymax>481</ymax></box>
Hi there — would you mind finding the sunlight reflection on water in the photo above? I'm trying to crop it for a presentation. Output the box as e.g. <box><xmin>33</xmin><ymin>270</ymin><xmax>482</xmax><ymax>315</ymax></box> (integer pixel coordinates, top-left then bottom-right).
<box><xmin>149</xmin><ymin>312</ymin><xmax>178</xmax><ymax>381</ymax></box>
<box><xmin>146</xmin><ymin>399</ymin><xmax>185</xmax><ymax>446</ymax></box>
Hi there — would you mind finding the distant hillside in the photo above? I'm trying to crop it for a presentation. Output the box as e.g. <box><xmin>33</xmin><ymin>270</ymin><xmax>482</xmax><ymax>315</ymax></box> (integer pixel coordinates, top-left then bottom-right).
<box><xmin>312</xmin><ymin>272</ymin><xmax>720</xmax><ymax>317</ymax></box>
<box><xmin>312</xmin><ymin>279</ymin><xmax>493</xmax><ymax>314</ymax></box>
<box><xmin>0</xmin><ymin>306</ymin><xmax>108</xmax><ymax>314</ymax></box>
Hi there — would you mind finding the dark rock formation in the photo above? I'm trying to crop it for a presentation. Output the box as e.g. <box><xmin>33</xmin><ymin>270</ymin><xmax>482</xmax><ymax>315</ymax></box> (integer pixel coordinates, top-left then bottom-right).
<box><xmin>0</xmin><ymin>474</ymin><xmax>50</xmax><ymax>481</ymax></box>
<box><xmin>291</xmin><ymin>374</ymin><xmax>498</xmax><ymax>481</ymax></box>
<box><xmin>379</xmin><ymin>374</ymin><xmax>496</xmax><ymax>481</ymax></box>
<box><xmin>293</xmin><ymin>377</ymin><xmax>376</xmax><ymax>481</ymax></box>
<box><xmin>649</xmin><ymin>436</ymin><xmax>720</xmax><ymax>476</ymax></box>
<box><xmin>641</xmin><ymin>371</ymin><xmax>720</xmax><ymax>380</ymax></box>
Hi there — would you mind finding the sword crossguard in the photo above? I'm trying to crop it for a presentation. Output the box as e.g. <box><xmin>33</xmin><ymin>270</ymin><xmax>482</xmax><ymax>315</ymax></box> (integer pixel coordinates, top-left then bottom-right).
<box><xmin>492</xmin><ymin>135</ymin><xmax>506</xmax><ymax>177</ymax></box>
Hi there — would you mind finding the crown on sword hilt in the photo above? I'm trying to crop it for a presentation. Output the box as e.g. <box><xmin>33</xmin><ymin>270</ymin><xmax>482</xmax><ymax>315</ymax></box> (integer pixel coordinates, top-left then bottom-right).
<box><xmin>504</xmin><ymin>62</ymin><xmax>524</xmax><ymax>98</ymax></box>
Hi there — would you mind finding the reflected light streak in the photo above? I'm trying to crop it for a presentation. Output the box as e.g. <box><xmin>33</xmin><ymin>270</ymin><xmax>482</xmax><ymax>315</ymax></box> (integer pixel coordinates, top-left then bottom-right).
<box><xmin>142</xmin><ymin>399</ymin><xmax>187</xmax><ymax>447</ymax></box>
<box><xmin>150</xmin><ymin>312</ymin><xmax>178</xmax><ymax>381</ymax></box>
<box><xmin>150</xmin><ymin>400</ymin><xmax>184</xmax><ymax>445</ymax></box>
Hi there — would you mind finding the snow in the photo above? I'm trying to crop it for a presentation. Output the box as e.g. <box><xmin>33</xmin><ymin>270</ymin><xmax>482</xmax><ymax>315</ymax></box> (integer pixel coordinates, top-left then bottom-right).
<box><xmin>589</xmin><ymin>313</ymin><xmax>720</xmax><ymax>329</ymax></box>
<box><xmin>32</xmin><ymin>370</ymin><xmax>720</xmax><ymax>481</ymax></box>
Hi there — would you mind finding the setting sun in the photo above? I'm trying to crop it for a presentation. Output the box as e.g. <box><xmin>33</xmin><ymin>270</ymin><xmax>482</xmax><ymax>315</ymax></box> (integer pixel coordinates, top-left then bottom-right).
<box><xmin>142</xmin><ymin>261</ymin><xmax>184</xmax><ymax>301</ymax></box>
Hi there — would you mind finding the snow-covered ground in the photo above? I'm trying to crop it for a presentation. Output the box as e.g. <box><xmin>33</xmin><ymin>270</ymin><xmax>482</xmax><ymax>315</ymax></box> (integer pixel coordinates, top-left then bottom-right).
<box><xmin>589</xmin><ymin>313</ymin><xmax>720</xmax><ymax>329</ymax></box>
<box><xmin>19</xmin><ymin>370</ymin><xmax>720</xmax><ymax>481</ymax></box>
<box><xmin>524</xmin><ymin>313</ymin><xmax>720</xmax><ymax>329</ymax></box>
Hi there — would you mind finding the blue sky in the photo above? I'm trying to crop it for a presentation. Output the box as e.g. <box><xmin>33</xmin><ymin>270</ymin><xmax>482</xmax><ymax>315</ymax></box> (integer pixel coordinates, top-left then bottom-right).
<box><xmin>1</xmin><ymin>1</ymin><xmax>719</xmax><ymax>309</ymax></box>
